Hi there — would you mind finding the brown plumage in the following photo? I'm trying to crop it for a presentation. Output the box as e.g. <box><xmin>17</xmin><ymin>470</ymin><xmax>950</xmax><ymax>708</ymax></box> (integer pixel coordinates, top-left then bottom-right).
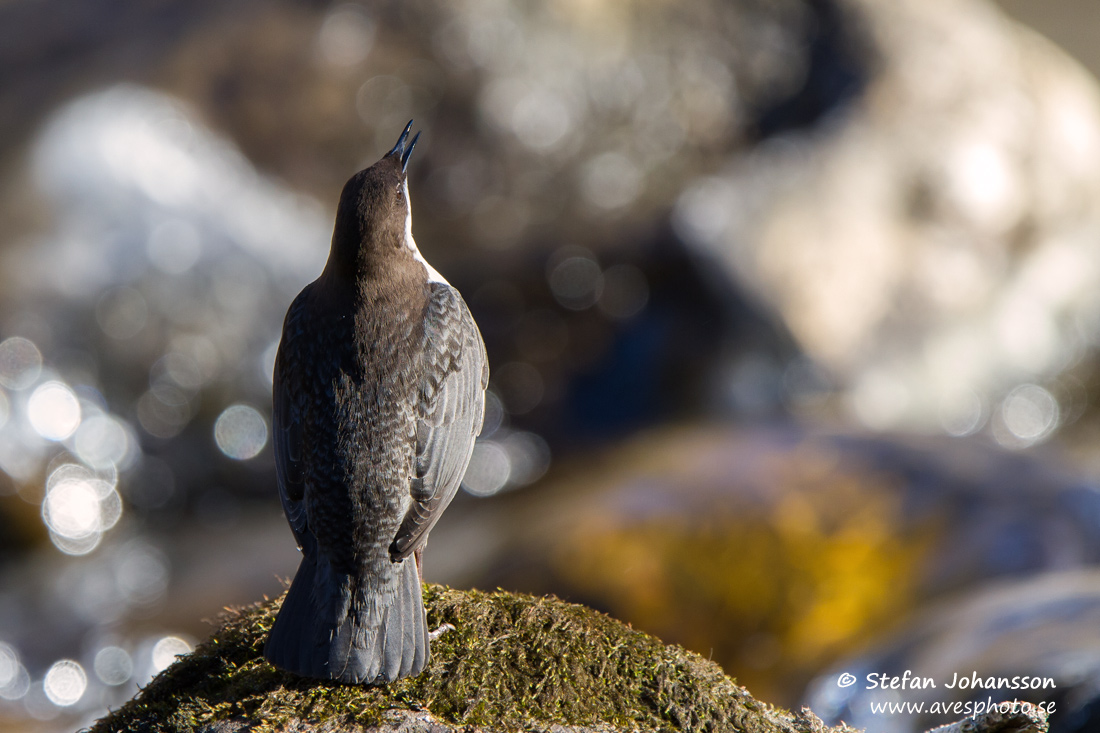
<box><xmin>264</xmin><ymin>123</ymin><xmax>488</xmax><ymax>684</ymax></box>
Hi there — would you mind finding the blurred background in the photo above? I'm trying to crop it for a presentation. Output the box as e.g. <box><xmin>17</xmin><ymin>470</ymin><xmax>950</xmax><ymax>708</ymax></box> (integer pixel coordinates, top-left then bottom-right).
<box><xmin>1</xmin><ymin>0</ymin><xmax>1100</xmax><ymax>731</ymax></box>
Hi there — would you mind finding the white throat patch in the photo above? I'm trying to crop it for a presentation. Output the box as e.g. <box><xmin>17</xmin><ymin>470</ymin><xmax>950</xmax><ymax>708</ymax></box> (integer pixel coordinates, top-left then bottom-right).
<box><xmin>404</xmin><ymin>181</ymin><xmax>448</xmax><ymax>285</ymax></box>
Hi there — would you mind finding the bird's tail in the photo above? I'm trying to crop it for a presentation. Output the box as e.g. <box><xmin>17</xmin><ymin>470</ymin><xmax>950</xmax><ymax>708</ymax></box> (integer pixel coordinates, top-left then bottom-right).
<box><xmin>264</xmin><ymin>553</ymin><xmax>428</xmax><ymax>684</ymax></box>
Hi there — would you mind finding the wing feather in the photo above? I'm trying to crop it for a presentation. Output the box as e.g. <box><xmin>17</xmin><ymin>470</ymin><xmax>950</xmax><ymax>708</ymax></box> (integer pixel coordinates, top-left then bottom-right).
<box><xmin>273</xmin><ymin>298</ymin><xmax>312</xmax><ymax>553</ymax></box>
<box><xmin>390</xmin><ymin>283</ymin><xmax>487</xmax><ymax>561</ymax></box>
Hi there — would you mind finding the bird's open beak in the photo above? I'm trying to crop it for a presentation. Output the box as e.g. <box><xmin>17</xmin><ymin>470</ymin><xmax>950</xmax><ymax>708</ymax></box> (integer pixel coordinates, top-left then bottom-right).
<box><xmin>388</xmin><ymin>120</ymin><xmax>421</xmax><ymax>174</ymax></box>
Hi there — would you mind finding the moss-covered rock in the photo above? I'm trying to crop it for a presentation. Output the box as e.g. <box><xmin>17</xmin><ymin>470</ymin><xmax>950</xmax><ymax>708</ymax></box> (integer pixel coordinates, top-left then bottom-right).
<box><xmin>87</xmin><ymin>585</ymin><xmax>858</xmax><ymax>733</ymax></box>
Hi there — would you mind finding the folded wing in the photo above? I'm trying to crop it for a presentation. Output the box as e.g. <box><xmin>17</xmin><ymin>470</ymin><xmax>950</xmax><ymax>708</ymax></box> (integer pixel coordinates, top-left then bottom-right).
<box><xmin>390</xmin><ymin>283</ymin><xmax>488</xmax><ymax>561</ymax></box>
<box><xmin>272</xmin><ymin>301</ymin><xmax>311</xmax><ymax>554</ymax></box>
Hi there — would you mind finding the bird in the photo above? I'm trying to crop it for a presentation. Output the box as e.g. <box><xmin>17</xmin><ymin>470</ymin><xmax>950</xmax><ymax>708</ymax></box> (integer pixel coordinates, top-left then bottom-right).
<box><xmin>263</xmin><ymin>121</ymin><xmax>488</xmax><ymax>684</ymax></box>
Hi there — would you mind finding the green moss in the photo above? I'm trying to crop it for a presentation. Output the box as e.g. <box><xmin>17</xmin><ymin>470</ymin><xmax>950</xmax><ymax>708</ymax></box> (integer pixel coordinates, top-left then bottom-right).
<box><xmin>87</xmin><ymin>585</ymin><xmax>851</xmax><ymax>733</ymax></box>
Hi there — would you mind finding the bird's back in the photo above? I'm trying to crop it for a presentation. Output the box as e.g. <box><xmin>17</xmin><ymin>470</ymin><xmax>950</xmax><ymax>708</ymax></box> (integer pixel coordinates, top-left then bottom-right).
<box><xmin>267</xmin><ymin>271</ymin><xmax>433</xmax><ymax>683</ymax></box>
<box><xmin>279</xmin><ymin>273</ymin><xmax>428</xmax><ymax>580</ymax></box>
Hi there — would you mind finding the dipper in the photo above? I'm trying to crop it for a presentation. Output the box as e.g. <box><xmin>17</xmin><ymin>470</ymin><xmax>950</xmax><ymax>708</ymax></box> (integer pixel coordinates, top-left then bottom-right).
<box><xmin>264</xmin><ymin>122</ymin><xmax>488</xmax><ymax>684</ymax></box>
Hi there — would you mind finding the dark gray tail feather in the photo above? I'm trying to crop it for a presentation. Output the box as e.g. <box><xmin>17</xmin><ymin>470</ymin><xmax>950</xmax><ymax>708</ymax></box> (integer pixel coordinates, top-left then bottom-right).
<box><xmin>264</xmin><ymin>553</ymin><xmax>428</xmax><ymax>684</ymax></box>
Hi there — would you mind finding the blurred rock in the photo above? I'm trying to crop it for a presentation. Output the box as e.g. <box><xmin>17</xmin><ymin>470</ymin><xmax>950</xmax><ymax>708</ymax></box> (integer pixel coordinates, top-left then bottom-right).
<box><xmin>929</xmin><ymin>708</ymin><xmax>1049</xmax><ymax>733</ymax></box>
<box><xmin>993</xmin><ymin>0</ymin><xmax>1100</xmax><ymax>83</ymax></box>
<box><xmin>806</xmin><ymin>570</ymin><xmax>1100</xmax><ymax>733</ymax></box>
<box><xmin>465</xmin><ymin>423</ymin><xmax>1100</xmax><ymax>706</ymax></box>
<box><xmin>672</xmin><ymin>0</ymin><xmax>1100</xmax><ymax>446</ymax></box>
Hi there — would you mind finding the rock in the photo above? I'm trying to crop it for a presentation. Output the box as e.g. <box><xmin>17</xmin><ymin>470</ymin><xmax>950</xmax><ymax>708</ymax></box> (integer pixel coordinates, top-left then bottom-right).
<box><xmin>462</xmin><ymin>423</ymin><xmax>1100</xmax><ymax>706</ymax></box>
<box><xmin>86</xmin><ymin>585</ymin><xmax>856</xmax><ymax>733</ymax></box>
<box><xmin>928</xmin><ymin>708</ymin><xmax>1048</xmax><ymax>733</ymax></box>
<box><xmin>672</xmin><ymin>0</ymin><xmax>1100</xmax><ymax>442</ymax></box>
<box><xmin>86</xmin><ymin>584</ymin><xmax>1044</xmax><ymax>733</ymax></box>
<box><xmin>806</xmin><ymin>570</ymin><xmax>1100</xmax><ymax>732</ymax></box>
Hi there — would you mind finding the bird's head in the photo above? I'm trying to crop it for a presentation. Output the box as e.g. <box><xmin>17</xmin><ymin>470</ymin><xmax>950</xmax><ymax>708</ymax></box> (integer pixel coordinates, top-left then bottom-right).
<box><xmin>327</xmin><ymin>121</ymin><xmax>421</xmax><ymax>280</ymax></box>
